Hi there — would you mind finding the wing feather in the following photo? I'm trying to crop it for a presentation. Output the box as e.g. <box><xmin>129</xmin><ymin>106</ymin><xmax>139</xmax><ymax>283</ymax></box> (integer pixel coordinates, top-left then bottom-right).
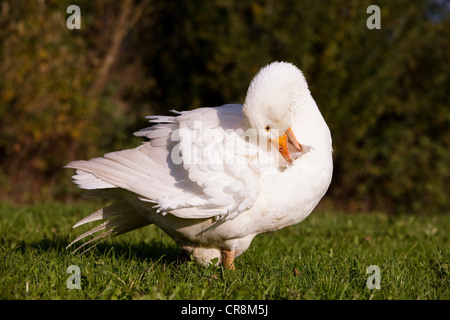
<box><xmin>67</xmin><ymin>104</ymin><xmax>270</xmax><ymax>221</ymax></box>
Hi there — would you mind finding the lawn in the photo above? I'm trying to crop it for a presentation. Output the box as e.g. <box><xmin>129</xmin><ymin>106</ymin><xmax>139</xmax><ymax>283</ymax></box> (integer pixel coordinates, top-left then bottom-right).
<box><xmin>0</xmin><ymin>202</ymin><xmax>448</xmax><ymax>300</ymax></box>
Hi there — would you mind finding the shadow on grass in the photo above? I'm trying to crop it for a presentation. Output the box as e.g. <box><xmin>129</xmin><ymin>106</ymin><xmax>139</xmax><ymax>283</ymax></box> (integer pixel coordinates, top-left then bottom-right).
<box><xmin>25</xmin><ymin>236</ymin><xmax>182</xmax><ymax>265</ymax></box>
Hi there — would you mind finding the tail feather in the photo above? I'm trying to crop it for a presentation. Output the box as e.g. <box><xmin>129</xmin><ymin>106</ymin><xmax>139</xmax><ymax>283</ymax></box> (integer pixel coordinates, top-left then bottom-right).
<box><xmin>67</xmin><ymin>202</ymin><xmax>151</xmax><ymax>253</ymax></box>
<box><xmin>68</xmin><ymin>228</ymin><xmax>115</xmax><ymax>254</ymax></box>
<box><xmin>68</xmin><ymin>221</ymin><xmax>110</xmax><ymax>251</ymax></box>
<box><xmin>72</xmin><ymin>202</ymin><xmax>133</xmax><ymax>228</ymax></box>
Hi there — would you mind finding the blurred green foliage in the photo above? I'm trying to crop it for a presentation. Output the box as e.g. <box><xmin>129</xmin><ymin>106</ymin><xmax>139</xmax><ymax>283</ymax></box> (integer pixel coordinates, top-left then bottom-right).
<box><xmin>0</xmin><ymin>0</ymin><xmax>448</xmax><ymax>214</ymax></box>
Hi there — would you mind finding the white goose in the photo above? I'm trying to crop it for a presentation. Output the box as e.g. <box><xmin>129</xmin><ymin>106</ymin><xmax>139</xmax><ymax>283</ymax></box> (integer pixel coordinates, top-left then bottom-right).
<box><xmin>66</xmin><ymin>61</ymin><xmax>333</xmax><ymax>269</ymax></box>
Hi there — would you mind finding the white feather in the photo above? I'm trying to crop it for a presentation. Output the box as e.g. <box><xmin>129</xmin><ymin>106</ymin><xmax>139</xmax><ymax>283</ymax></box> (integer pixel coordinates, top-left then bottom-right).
<box><xmin>66</xmin><ymin>61</ymin><xmax>333</xmax><ymax>266</ymax></box>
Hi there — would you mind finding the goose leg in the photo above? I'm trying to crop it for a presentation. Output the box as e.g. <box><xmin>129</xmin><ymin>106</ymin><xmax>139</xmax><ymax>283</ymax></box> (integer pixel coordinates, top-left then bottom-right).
<box><xmin>221</xmin><ymin>249</ymin><xmax>236</xmax><ymax>270</ymax></box>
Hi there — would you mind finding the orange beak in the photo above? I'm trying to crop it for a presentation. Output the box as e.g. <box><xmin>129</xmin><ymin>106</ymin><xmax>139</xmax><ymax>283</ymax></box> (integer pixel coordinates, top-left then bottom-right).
<box><xmin>272</xmin><ymin>128</ymin><xmax>302</xmax><ymax>163</ymax></box>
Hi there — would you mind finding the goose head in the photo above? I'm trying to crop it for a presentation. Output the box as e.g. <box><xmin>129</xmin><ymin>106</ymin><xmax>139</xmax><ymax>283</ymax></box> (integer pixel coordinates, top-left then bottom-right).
<box><xmin>243</xmin><ymin>61</ymin><xmax>306</xmax><ymax>163</ymax></box>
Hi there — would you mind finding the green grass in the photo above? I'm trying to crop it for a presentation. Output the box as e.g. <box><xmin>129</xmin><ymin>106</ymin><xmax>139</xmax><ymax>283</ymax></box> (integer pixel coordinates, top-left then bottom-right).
<box><xmin>0</xmin><ymin>202</ymin><xmax>448</xmax><ymax>300</ymax></box>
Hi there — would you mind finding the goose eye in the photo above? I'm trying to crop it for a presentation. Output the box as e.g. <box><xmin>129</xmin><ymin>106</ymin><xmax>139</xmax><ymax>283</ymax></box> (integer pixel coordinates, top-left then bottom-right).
<box><xmin>265</xmin><ymin>125</ymin><xmax>270</xmax><ymax>132</ymax></box>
